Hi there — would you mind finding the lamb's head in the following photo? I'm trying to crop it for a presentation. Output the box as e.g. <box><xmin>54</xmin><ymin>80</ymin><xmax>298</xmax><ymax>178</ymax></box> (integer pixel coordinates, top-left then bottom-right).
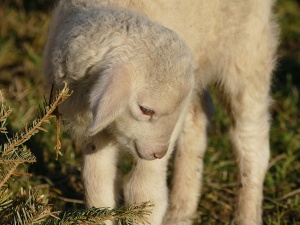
<box><xmin>88</xmin><ymin>30</ymin><xmax>194</xmax><ymax>160</ymax></box>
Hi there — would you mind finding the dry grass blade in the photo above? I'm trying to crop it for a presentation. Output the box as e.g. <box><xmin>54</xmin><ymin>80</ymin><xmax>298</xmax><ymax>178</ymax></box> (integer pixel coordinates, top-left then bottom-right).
<box><xmin>55</xmin><ymin>115</ymin><xmax>62</xmax><ymax>160</ymax></box>
<box><xmin>278</xmin><ymin>188</ymin><xmax>300</xmax><ymax>201</ymax></box>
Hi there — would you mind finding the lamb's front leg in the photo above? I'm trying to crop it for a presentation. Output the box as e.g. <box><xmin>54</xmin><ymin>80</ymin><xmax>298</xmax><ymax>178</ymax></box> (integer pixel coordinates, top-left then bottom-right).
<box><xmin>81</xmin><ymin>133</ymin><xmax>119</xmax><ymax>225</ymax></box>
<box><xmin>124</xmin><ymin>157</ymin><xmax>169</xmax><ymax>225</ymax></box>
<box><xmin>163</xmin><ymin>92</ymin><xmax>210</xmax><ymax>225</ymax></box>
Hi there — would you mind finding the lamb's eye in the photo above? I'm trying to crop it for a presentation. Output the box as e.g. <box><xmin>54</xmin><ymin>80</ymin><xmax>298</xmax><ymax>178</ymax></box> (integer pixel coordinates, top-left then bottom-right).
<box><xmin>139</xmin><ymin>105</ymin><xmax>155</xmax><ymax>117</ymax></box>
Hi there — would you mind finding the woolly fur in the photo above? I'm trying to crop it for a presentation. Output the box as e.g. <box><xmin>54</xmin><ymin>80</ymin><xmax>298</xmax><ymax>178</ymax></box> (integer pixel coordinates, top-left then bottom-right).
<box><xmin>43</xmin><ymin>1</ymin><xmax>279</xmax><ymax>224</ymax></box>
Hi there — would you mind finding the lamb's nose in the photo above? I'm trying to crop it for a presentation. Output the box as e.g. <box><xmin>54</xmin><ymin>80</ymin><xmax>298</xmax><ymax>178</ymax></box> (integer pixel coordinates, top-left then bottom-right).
<box><xmin>153</xmin><ymin>151</ymin><xmax>166</xmax><ymax>159</ymax></box>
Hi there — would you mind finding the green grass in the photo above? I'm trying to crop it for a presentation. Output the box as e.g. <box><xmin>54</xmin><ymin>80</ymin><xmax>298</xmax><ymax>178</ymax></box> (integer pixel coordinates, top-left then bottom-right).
<box><xmin>0</xmin><ymin>0</ymin><xmax>299</xmax><ymax>224</ymax></box>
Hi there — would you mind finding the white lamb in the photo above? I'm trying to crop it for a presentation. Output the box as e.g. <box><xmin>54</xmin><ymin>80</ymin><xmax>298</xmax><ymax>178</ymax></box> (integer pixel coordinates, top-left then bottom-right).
<box><xmin>42</xmin><ymin>1</ymin><xmax>279</xmax><ymax>225</ymax></box>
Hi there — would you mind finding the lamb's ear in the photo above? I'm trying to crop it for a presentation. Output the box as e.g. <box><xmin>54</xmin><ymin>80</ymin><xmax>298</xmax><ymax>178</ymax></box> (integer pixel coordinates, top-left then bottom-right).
<box><xmin>88</xmin><ymin>64</ymin><xmax>132</xmax><ymax>136</ymax></box>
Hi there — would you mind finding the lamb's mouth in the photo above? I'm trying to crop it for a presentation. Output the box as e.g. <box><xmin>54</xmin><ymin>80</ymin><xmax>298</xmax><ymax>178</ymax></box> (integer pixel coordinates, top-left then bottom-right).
<box><xmin>133</xmin><ymin>141</ymin><xmax>157</xmax><ymax>160</ymax></box>
<box><xmin>133</xmin><ymin>141</ymin><xmax>144</xmax><ymax>159</ymax></box>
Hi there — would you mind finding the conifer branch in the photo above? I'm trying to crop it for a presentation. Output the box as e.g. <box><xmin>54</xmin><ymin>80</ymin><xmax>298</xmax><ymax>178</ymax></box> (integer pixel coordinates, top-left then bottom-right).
<box><xmin>0</xmin><ymin>189</ymin><xmax>13</xmax><ymax>213</ymax></box>
<box><xmin>43</xmin><ymin>202</ymin><xmax>153</xmax><ymax>225</ymax></box>
<box><xmin>0</xmin><ymin>102</ymin><xmax>12</xmax><ymax>132</ymax></box>
<box><xmin>0</xmin><ymin>162</ymin><xmax>19</xmax><ymax>189</ymax></box>
<box><xmin>0</xmin><ymin>187</ymin><xmax>60</xmax><ymax>225</ymax></box>
<box><xmin>0</xmin><ymin>83</ymin><xmax>71</xmax><ymax>188</ymax></box>
<box><xmin>1</xmin><ymin>83</ymin><xmax>71</xmax><ymax>157</ymax></box>
<box><xmin>0</xmin><ymin>109</ymin><xmax>12</xmax><ymax>130</ymax></box>
<box><xmin>0</xmin><ymin>146</ymin><xmax>36</xmax><ymax>189</ymax></box>
<box><xmin>0</xmin><ymin>146</ymin><xmax>36</xmax><ymax>164</ymax></box>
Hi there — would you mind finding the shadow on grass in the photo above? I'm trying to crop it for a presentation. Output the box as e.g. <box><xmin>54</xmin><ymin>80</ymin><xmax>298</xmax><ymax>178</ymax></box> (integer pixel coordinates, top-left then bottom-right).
<box><xmin>276</xmin><ymin>55</ymin><xmax>300</xmax><ymax>87</ymax></box>
<box><xmin>27</xmin><ymin>132</ymin><xmax>85</xmax><ymax>211</ymax></box>
<box><xmin>3</xmin><ymin>0</ymin><xmax>56</xmax><ymax>13</ymax></box>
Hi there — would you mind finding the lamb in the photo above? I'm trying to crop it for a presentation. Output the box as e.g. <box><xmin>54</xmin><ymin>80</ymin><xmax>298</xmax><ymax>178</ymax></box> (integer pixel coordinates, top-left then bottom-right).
<box><xmin>42</xmin><ymin>1</ymin><xmax>279</xmax><ymax>225</ymax></box>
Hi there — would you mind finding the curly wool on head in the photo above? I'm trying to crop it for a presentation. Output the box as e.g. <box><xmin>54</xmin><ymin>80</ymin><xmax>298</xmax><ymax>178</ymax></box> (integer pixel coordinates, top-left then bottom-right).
<box><xmin>43</xmin><ymin>2</ymin><xmax>191</xmax><ymax>86</ymax></box>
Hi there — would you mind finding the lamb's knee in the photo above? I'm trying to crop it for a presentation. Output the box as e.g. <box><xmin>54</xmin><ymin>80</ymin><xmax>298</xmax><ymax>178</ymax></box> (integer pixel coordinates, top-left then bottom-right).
<box><xmin>124</xmin><ymin>160</ymin><xmax>168</xmax><ymax>225</ymax></box>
